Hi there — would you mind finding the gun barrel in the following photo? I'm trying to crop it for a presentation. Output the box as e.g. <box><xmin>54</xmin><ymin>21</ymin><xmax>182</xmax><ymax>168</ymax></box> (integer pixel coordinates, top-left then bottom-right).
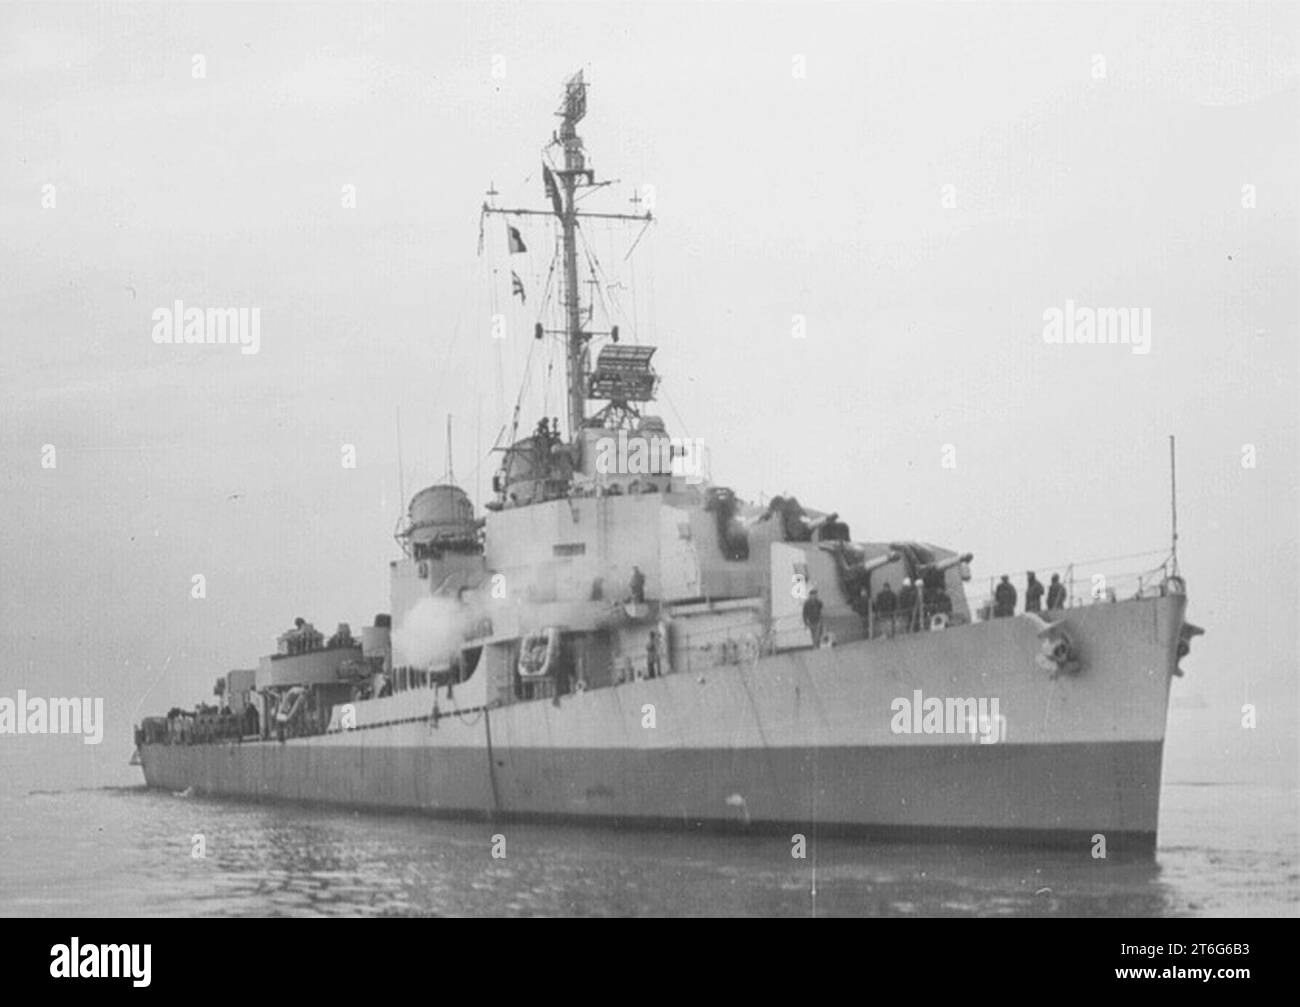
<box><xmin>861</xmin><ymin>550</ymin><xmax>902</xmax><ymax>574</ymax></box>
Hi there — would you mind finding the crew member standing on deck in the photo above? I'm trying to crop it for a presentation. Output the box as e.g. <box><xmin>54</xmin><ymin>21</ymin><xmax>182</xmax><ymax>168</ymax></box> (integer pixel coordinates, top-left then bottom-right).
<box><xmin>802</xmin><ymin>588</ymin><xmax>824</xmax><ymax>647</ymax></box>
<box><xmin>873</xmin><ymin>582</ymin><xmax>897</xmax><ymax>637</ymax></box>
<box><xmin>993</xmin><ymin>575</ymin><xmax>1017</xmax><ymax>617</ymax></box>
<box><xmin>630</xmin><ymin>565</ymin><xmax>646</xmax><ymax>604</ymax></box>
<box><xmin>897</xmin><ymin>578</ymin><xmax>918</xmax><ymax>633</ymax></box>
<box><xmin>856</xmin><ymin>584</ymin><xmax>873</xmax><ymax>622</ymax></box>
<box><xmin>1046</xmin><ymin>573</ymin><xmax>1067</xmax><ymax>611</ymax></box>
<box><xmin>646</xmin><ymin>628</ymin><xmax>661</xmax><ymax>679</ymax></box>
<box><xmin>1025</xmin><ymin>572</ymin><xmax>1044</xmax><ymax>613</ymax></box>
<box><xmin>290</xmin><ymin>617</ymin><xmax>307</xmax><ymax>655</ymax></box>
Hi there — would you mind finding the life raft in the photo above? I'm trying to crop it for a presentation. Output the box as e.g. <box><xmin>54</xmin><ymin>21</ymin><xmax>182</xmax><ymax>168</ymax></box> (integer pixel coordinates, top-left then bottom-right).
<box><xmin>274</xmin><ymin>686</ymin><xmax>308</xmax><ymax>725</ymax></box>
<box><xmin>518</xmin><ymin>628</ymin><xmax>561</xmax><ymax>679</ymax></box>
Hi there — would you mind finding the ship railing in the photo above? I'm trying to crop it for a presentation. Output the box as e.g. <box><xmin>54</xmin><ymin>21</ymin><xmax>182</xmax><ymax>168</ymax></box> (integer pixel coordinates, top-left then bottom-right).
<box><xmin>666</xmin><ymin>618</ymin><xmax>774</xmax><ymax>676</ymax></box>
<box><xmin>766</xmin><ymin>607</ymin><xmax>970</xmax><ymax>646</ymax></box>
<box><xmin>756</xmin><ymin>548</ymin><xmax>1176</xmax><ymax>649</ymax></box>
<box><xmin>270</xmin><ymin>638</ymin><xmax>358</xmax><ymax>661</ymax></box>
<box><xmin>155</xmin><ymin>712</ymin><xmax>252</xmax><ymax>746</ymax></box>
<box><xmin>965</xmin><ymin>549</ymin><xmax>1176</xmax><ymax>618</ymax></box>
<box><xmin>669</xmin><ymin>605</ymin><xmax>968</xmax><ymax>668</ymax></box>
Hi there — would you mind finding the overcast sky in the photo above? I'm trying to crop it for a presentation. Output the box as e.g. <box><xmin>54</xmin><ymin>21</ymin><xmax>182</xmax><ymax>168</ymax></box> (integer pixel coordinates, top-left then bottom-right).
<box><xmin>1</xmin><ymin>1</ymin><xmax>1296</xmax><ymax>790</ymax></box>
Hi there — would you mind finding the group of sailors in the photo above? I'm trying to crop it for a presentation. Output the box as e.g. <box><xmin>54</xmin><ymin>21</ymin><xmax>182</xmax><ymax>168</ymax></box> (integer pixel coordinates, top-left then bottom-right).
<box><xmin>806</xmin><ymin>577</ymin><xmax>953</xmax><ymax>645</ymax></box>
<box><xmin>534</xmin><ymin>416</ymin><xmax>563</xmax><ymax>448</ymax></box>
<box><xmin>280</xmin><ymin>617</ymin><xmax>323</xmax><ymax>655</ymax></box>
<box><xmin>279</xmin><ymin>618</ymin><xmax>355</xmax><ymax>656</ymax></box>
<box><xmin>153</xmin><ymin>704</ymin><xmax>258</xmax><ymax>745</ymax></box>
<box><xmin>803</xmin><ymin>567</ymin><xmax>1072</xmax><ymax>645</ymax></box>
<box><xmin>863</xmin><ymin>570</ymin><xmax>954</xmax><ymax>637</ymax></box>
<box><xmin>992</xmin><ymin>571</ymin><xmax>1067</xmax><ymax>617</ymax></box>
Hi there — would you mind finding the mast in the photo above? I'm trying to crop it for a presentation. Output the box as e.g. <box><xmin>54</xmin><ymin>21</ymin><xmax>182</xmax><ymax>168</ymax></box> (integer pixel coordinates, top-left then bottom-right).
<box><xmin>557</xmin><ymin>72</ymin><xmax>586</xmax><ymax>438</ymax></box>
<box><xmin>445</xmin><ymin>414</ymin><xmax>455</xmax><ymax>484</ymax></box>
<box><xmin>480</xmin><ymin>72</ymin><xmax>653</xmax><ymax>444</ymax></box>
<box><xmin>395</xmin><ymin>407</ymin><xmax>405</xmax><ymax>507</ymax></box>
<box><xmin>1168</xmin><ymin>434</ymin><xmax>1179</xmax><ymax>577</ymax></box>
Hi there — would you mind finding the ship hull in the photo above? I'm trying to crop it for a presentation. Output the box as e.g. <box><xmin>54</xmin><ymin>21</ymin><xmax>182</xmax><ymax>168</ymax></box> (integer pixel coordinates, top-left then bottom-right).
<box><xmin>141</xmin><ymin>738</ymin><xmax>1162</xmax><ymax>851</ymax></box>
<box><xmin>140</xmin><ymin>594</ymin><xmax>1185</xmax><ymax>854</ymax></box>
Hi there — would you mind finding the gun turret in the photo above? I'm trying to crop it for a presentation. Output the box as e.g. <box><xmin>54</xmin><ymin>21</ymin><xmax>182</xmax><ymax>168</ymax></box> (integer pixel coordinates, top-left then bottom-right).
<box><xmin>823</xmin><ymin>546</ymin><xmax>903</xmax><ymax>613</ymax></box>
<box><xmin>807</xmin><ymin>511</ymin><xmax>837</xmax><ymax>532</ymax></box>
<box><xmin>918</xmin><ymin>553</ymin><xmax>975</xmax><ymax>591</ymax></box>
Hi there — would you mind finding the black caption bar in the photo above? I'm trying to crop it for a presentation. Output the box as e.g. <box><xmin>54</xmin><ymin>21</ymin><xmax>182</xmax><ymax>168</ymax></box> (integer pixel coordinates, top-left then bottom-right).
<box><xmin>0</xmin><ymin>919</ymin><xmax>1277</xmax><ymax>994</ymax></box>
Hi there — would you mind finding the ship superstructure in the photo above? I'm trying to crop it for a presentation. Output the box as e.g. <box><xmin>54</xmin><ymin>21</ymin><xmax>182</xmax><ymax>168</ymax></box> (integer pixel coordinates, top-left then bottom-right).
<box><xmin>137</xmin><ymin>73</ymin><xmax>1202</xmax><ymax>853</ymax></box>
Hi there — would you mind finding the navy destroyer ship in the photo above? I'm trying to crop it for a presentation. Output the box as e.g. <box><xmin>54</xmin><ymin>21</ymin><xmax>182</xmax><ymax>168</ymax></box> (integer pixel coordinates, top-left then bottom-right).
<box><xmin>136</xmin><ymin>73</ymin><xmax>1202</xmax><ymax>852</ymax></box>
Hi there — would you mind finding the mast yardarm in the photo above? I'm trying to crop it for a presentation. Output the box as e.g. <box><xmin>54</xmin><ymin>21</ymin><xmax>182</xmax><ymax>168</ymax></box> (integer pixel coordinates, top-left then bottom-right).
<box><xmin>481</xmin><ymin>71</ymin><xmax>652</xmax><ymax>440</ymax></box>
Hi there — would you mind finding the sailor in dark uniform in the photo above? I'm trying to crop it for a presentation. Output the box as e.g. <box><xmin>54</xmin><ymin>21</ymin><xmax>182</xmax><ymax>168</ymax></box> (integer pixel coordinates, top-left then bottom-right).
<box><xmin>1046</xmin><ymin>573</ymin><xmax>1067</xmax><ymax>611</ymax></box>
<box><xmin>873</xmin><ymin>582</ymin><xmax>898</xmax><ymax>637</ymax></box>
<box><xmin>993</xmin><ymin>575</ymin><xmax>1017</xmax><ymax>617</ymax></box>
<box><xmin>630</xmin><ymin>566</ymin><xmax>646</xmax><ymax>604</ymax></box>
<box><xmin>802</xmin><ymin>588</ymin><xmax>824</xmax><ymax>647</ymax></box>
<box><xmin>1024</xmin><ymin>572</ymin><xmax>1044</xmax><ymax>613</ymax></box>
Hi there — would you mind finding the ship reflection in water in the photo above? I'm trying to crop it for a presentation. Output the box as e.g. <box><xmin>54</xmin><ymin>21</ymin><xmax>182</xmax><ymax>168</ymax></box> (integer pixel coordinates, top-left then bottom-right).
<box><xmin>4</xmin><ymin>782</ymin><xmax>1294</xmax><ymax>917</ymax></box>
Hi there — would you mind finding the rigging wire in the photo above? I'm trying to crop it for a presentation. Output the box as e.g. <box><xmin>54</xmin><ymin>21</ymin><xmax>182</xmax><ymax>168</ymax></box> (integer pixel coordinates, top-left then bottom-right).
<box><xmin>624</xmin><ymin>218</ymin><xmax>652</xmax><ymax>261</ymax></box>
<box><xmin>506</xmin><ymin>329</ymin><xmax>539</xmax><ymax>450</ymax></box>
<box><xmin>658</xmin><ymin>385</ymin><xmax>693</xmax><ymax>442</ymax></box>
<box><xmin>629</xmin><ymin>234</ymin><xmax>641</xmax><ymax>344</ymax></box>
<box><xmin>1030</xmin><ymin>547</ymin><xmax>1171</xmax><ymax>574</ymax></box>
<box><xmin>577</xmin><ymin>225</ymin><xmax>616</xmax><ymax>330</ymax></box>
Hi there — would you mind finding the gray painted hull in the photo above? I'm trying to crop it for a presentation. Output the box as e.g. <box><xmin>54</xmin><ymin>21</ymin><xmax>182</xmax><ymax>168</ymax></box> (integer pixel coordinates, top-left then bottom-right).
<box><xmin>141</xmin><ymin>595</ymin><xmax>1185</xmax><ymax>853</ymax></box>
<box><xmin>141</xmin><ymin>739</ymin><xmax>1162</xmax><ymax>852</ymax></box>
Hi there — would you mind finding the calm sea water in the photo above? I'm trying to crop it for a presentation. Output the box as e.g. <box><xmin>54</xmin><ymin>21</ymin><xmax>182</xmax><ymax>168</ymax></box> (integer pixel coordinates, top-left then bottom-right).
<box><xmin>1</xmin><ymin>778</ymin><xmax>1295</xmax><ymax>917</ymax></box>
